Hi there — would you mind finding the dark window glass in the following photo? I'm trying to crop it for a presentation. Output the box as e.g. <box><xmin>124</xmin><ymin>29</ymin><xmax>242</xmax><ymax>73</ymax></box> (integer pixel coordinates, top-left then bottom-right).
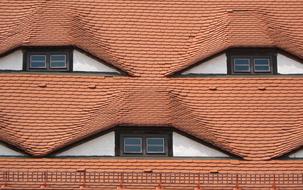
<box><xmin>228</xmin><ymin>48</ymin><xmax>276</xmax><ymax>75</ymax></box>
<box><xmin>118</xmin><ymin>128</ymin><xmax>171</xmax><ymax>156</ymax></box>
<box><xmin>123</xmin><ymin>137</ymin><xmax>142</xmax><ymax>153</ymax></box>
<box><xmin>146</xmin><ymin>138</ymin><xmax>165</xmax><ymax>153</ymax></box>
<box><xmin>254</xmin><ymin>58</ymin><xmax>270</xmax><ymax>72</ymax></box>
<box><xmin>30</xmin><ymin>55</ymin><xmax>46</xmax><ymax>68</ymax></box>
<box><xmin>25</xmin><ymin>49</ymin><xmax>71</xmax><ymax>71</ymax></box>
<box><xmin>234</xmin><ymin>58</ymin><xmax>250</xmax><ymax>73</ymax></box>
<box><xmin>121</xmin><ymin>136</ymin><xmax>168</xmax><ymax>156</ymax></box>
<box><xmin>50</xmin><ymin>55</ymin><xmax>67</xmax><ymax>68</ymax></box>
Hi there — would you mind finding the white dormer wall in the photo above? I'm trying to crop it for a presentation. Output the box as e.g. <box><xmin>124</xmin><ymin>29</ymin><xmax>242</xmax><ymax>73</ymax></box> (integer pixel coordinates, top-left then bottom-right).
<box><xmin>53</xmin><ymin>131</ymin><xmax>229</xmax><ymax>157</ymax></box>
<box><xmin>172</xmin><ymin>132</ymin><xmax>229</xmax><ymax>157</ymax></box>
<box><xmin>0</xmin><ymin>49</ymin><xmax>121</xmax><ymax>73</ymax></box>
<box><xmin>181</xmin><ymin>52</ymin><xmax>303</xmax><ymax>75</ymax></box>
<box><xmin>55</xmin><ymin>132</ymin><xmax>115</xmax><ymax>157</ymax></box>
<box><xmin>1</xmin><ymin>50</ymin><xmax>303</xmax><ymax>74</ymax></box>
<box><xmin>0</xmin><ymin>142</ymin><xmax>25</xmax><ymax>156</ymax></box>
<box><xmin>182</xmin><ymin>53</ymin><xmax>227</xmax><ymax>75</ymax></box>
<box><xmin>289</xmin><ymin>148</ymin><xmax>303</xmax><ymax>158</ymax></box>
<box><xmin>73</xmin><ymin>50</ymin><xmax>120</xmax><ymax>73</ymax></box>
<box><xmin>0</xmin><ymin>50</ymin><xmax>23</xmax><ymax>70</ymax></box>
<box><xmin>277</xmin><ymin>53</ymin><xmax>303</xmax><ymax>74</ymax></box>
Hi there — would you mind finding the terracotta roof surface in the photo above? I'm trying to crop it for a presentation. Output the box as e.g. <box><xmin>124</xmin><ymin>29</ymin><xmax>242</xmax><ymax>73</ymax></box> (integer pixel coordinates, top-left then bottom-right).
<box><xmin>0</xmin><ymin>1</ymin><xmax>303</xmax><ymax>161</ymax></box>
<box><xmin>1</xmin><ymin>158</ymin><xmax>303</xmax><ymax>173</ymax></box>
<box><xmin>0</xmin><ymin>74</ymin><xmax>303</xmax><ymax>160</ymax></box>
<box><xmin>1</xmin><ymin>0</ymin><xmax>303</xmax><ymax>76</ymax></box>
<box><xmin>1</xmin><ymin>158</ymin><xmax>303</xmax><ymax>189</ymax></box>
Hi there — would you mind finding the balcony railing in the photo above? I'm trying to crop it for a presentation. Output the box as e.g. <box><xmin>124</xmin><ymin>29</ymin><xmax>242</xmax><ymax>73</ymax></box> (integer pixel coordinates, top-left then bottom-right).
<box><xmin>0</xmin><ymin>170</ymin><xmax>303</xmax><ymax>189</ymax></box>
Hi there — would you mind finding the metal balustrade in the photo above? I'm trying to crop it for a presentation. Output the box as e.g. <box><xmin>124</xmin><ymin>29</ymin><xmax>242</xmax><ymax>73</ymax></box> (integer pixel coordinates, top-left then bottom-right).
<box><xmin>0</xmin><ymin>170</ymin><xmax>303</xmax><ymax>189</ymax></box>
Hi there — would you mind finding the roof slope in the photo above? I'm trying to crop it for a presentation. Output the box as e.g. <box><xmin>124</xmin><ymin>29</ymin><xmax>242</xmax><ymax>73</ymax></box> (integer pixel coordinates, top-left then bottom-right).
<box><xmin>1</xmin><ymin>0</ymin><xmax>303</xmax><ymax>76</ymax></box>
<box><xmin>1</xmin><ymin>158</ymin><xmax>303</xmax><ymax>173</ymax></box>
<box><xmin>1</xmin><ymin>158</ymin><xmax>303</xmax><ymax>189</ymax></box>
<box><xmin>0</xmin><ymin>0</ymin><xmax>303</xmax><ymax>161</ymax></box>
<box><xmin>1</xmin><ymin>74</ymin><xmax>303</xmax><ymax>160</ymax></box>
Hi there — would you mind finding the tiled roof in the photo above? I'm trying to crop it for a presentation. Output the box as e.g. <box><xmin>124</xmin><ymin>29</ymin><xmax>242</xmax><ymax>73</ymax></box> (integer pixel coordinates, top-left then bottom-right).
<box><xmin>1</xmin><ymin>1</ymin><xmax>303</xmax><ymax>77</ymax></box>
<box><xmin>1</xmin><ymin>74</ymin><xmax>303</xmax><ymax>160</ymax></box>
<box><xmin>1</xmin><ymin>158</ymin><xmax>303</xmax><ymax>173</ymax></box>
<box><xmin>0</xmin><ymin>1</ymin><xmax>303</xmax><ymax>161</ymax></box>
<box><xmin>0</xmin><ymin>158</ymin><xmax>303</xmax><ymax>189</ymax></box>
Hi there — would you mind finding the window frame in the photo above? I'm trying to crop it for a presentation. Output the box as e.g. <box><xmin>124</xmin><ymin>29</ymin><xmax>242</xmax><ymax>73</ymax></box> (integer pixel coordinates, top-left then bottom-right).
<box><xmin>146</xmin><ymin>137</ymin><xmax>165</xmax><ymax>154</ymax></box>
<box><xmin>227</xmin><ymin>48</ymin><xmax>277</xmax><ymax>75</ymax></box>
<box><xmin>116</xmin><ymin>127</ymin><xmax>172</xmax><ymax>157</ymax></box>
<box><xmin>23</xmin><ymin>47</ymin><xmax>73</xmax><ymax>72</ymax></box>
<box><xmin>253</xmin><ymin>57</ymin><xmax>271</xmax><ymax>73</ymax></box>
<box><xmin>49</xmin><ymin>54</ymin><xmax>68</xmax><ymax>69</ymax></box>
<box><xmin>29</xmin><ymin>55</ymin><xmax>47</xmax><ymax>69</ymax></box>
<box><xmin>233</xmin><ymin>57</ymin><xmax>251</xmax><ymax>73</ymax></box>
<box><xmin>123</xmin><ymin>137</ymin><xmax>143</xmax><ymax>154</ymax></box>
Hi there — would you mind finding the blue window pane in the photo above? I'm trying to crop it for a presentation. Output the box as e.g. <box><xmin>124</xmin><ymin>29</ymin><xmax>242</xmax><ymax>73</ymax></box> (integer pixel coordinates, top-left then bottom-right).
<box><xmin>146</xmin><ymin>138</ymin><xmax>165</xmax><ymax>153</ymax></box>
<box><xmin>255</xmin><ymin>65</ymin><xmax>270</xmax><ymax>71</ymax></box>
<box><xmin>255</xmin><ymin>59</ymin><xmax>269</xmax><ymax>65</ymax></box>
<box><xmin>147</xmin><ymin>138</ymin><xmax>164</xmax><ymax>146</ymax></box>
<box><xmin>50</xmin><ymin>55</ymin><xmax>66</xmax><ymax>68</ymax></box>
<box><xmin>124</xmin><ymin>145</ymin><xmax>142</xmax><ymax>153</ymax></box>
<box><xmin>254</xmin><ymin>59</ymin><xmax>270</xmax><ymax>72</ymax></box>
<box><xmin>235</xmin><ymin>59</ymin><xmax>250</xmax><ymax>65</ymax></box>
<box><xmin>235</xmin><ymin>65</ymin><xmax>250</xmax><ymax>71</ymax></box>
<box><xmin>234</xmin><ymin>58</ymin><xmax>250</xmax><ymax>72</ymax></box>
<box><xmin>124</xmin><ymin>138</ymin><xmax>141</xmax><ymax>145</ymax></box>
<box><xmin>124</xmin><ymin>137</ymin><xmax>142</xmax><ymax>153</ymax></box>
<box><xmin>30</xmin><ymin>55</ymin><xmax>46</xmax><ymax>68</ymax></box>
<box><xmin>147</xmin><ymin>146</ymin><xmax>164</xmax><ymax>153</ymax></box>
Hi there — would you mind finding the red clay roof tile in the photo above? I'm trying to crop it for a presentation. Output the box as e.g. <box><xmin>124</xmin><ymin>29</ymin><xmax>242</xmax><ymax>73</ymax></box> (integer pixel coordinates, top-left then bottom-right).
<box><xmin>0</xmin><ymin>0</ymin><xmax>303</xmax><ymax>162</ymax></box>
<box><xmin>0</xmin><ymin>158</ymin><xmax>303</xmax><ymax>189</ymax></box>
<box><xmin>1</xmin><ymin>1</ymin><xmax>303</xmax><ymax>76</ymax></box>
<box><xmin>0</xmin><ymin>74</ymin><xmax>303</xmax><ymax>160</ymax></box>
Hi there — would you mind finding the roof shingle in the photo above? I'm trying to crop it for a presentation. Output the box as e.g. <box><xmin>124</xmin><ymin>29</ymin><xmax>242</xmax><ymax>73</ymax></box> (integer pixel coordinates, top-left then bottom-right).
<box><xmin>1</xmin><ymin>74</ymin><xmax>303</xmax><ymax>160</ymax></box>
<box><xmin>1</xmin><ymin>0</ymin><xmax>303</xmax><ymax>76</ymax></box>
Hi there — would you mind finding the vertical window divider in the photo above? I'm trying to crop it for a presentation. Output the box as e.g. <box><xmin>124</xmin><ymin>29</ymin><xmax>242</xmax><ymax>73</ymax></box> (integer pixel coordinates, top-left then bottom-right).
<box><xmin>24</xmin><ymin>47</ymin><xmax>72</xmax><ymax>72</ymax></box>
<box><xmin>117</xmin><ymin>127</ymin><xmax>172</xmax><ymax>157</ymax></box>
<box><xmin>228</xmin><ymin>48</ymin><xmax>276</xmax><ymax>75</ymax></box>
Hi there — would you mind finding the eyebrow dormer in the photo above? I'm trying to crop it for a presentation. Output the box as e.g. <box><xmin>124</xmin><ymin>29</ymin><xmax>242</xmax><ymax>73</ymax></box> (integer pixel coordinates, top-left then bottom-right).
<box><xmin>0</xmin><ymin>47</ymin><xmax>124</xmax><ymax>74</ymax></box>
<box><xmin>25</xmin><ymin>48</ymin><xmax>72</xmax><ymax>71</ymax></box>
<box><xmin>227</xmin><ymin>48</ymin><xmax>277</xmax><ymax>74</ymax></box>
<box><xmin>178</xmin><ymin>48</ymin><xmax>303</xmax><ymax>76</ymax></box>
<box><xmin>50</xmin><ymin>127</ymin><xmax>231</xmax><ymax>158</ymax></box>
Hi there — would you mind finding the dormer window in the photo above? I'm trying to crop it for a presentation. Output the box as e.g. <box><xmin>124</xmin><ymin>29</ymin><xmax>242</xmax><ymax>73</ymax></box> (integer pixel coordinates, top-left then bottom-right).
<box><xmin>178</xmin><ymin>48</ymin><xmax>286</xmax><ymax>76</ymax></box>
<box><xmin>25</xmin><ymin>48</ymin><xmax>72</xmax><ymax>71</ymax></box>
<box><xmin>116</xmin><ymin>127</ymin><xmax>172</xmax><ymax>157</ymax></box>
<box><xmin>123</xmin><ymin>137</ymin><xmax>143</xmax><ymax>153</ymax></box>
<box><xmin>227</xmin><ymin>48</ymin><xmax>277</xmax><ymax>74</ymax></box>
<box><xmin>123</xmin><ymin>136</ymin><xmax>167</xmax><ymax>155</ymax></box>
<box><xmin>232</xmin><ymin>57</ymin><xmax>272</xmax><ymax>73</ymax></box>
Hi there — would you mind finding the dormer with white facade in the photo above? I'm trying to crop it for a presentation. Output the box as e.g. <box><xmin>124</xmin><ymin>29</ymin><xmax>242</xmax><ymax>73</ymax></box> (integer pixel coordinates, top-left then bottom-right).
<box><xmin>179</xmin><ymin>48</ymin><xmax>303</xmax><ymax>76</ymax></box>
<box><xmin>0</xmin><ymin>47</ymin><xmax>123</xmax><ymax>75</ymax></box>
<box><xmin>48</xmin><ymin>127</ymin><xmax>231</xmax><ymax>158</ymax></box>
